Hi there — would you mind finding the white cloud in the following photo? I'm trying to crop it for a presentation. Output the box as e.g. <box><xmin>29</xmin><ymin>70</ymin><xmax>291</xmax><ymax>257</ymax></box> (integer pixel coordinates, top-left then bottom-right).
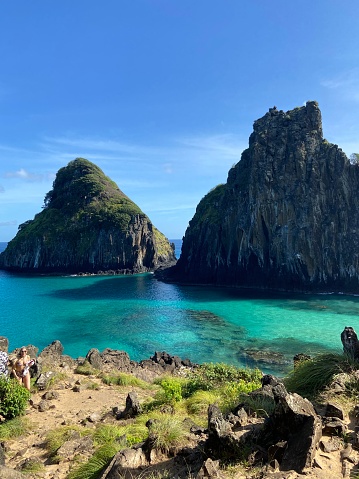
<box><xmin>3</xmin><ymin>168</ymin><xmax>54</xmax><ymax>183</ymax></box>
<box><xmin>5</xmin><ymin>168</ymin><xmax>30</xmax><ymax>179</ymax></box>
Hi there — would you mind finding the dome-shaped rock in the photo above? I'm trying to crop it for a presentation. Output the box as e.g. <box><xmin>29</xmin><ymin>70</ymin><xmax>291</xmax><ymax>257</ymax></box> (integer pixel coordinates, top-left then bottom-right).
<box><xmin>0</xmin><ymin>158</ymin><xmax>175</xmax><ymax>274</ymax></box>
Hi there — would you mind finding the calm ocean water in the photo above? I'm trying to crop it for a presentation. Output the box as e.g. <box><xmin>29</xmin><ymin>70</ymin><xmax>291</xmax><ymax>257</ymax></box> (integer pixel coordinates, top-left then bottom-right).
<box><xmin>0</xmin><ymin>239</ymin><xmax>358</xmax><ymax>375</ymax></box>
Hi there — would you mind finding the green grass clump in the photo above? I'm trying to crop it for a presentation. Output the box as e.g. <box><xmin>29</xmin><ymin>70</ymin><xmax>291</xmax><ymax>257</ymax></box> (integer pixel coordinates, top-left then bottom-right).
<box><xmin>67</xmin><ymin>443</ymin><xmax>120</xmax><ymax>479</ymax></box>
<box><xmin>219</xmin><ymin>380</ymin><xmax>262</xmax><ymax>414</ymax></box>
<box><xmin>75</xmin><ymin>362</ymin><xmax>99</xmax><ymax>376</ymax></box>
<box><xmin>0</xmin><ymin>416</ymin><xmax>31</xmax><ymax>440</ymax></box>
<box><xmin>284</xmin><ymin>353</ymin><xmax>358</xmax><ymax>399</ymax></box>
<box><xmin>93</xmin><ymin>423</ymin><xmax>147</xmax><ymax>448</ymax></box>
<box><xmin>186</xmin><ymin>390</ymin><xmax>221</xmax><ymax>415</ymax></box>
<box><xmin>20</xmin><ymin>459</ymin><xmax>45</xmax><ymax>473</ymax></box>
<box><xmin>85</xmin><ymin>381</ymin><xmax>100</xmax><ymax>390</ymax></box>
<box><xmin>147</xmin><ymin>415</ymin><xmax>188</xmax><ymax>453</ymax></box>
<box><xmin>238</xmin><ymin>393</ymin><xmax>276</xmax><ymax>418</ymax></box>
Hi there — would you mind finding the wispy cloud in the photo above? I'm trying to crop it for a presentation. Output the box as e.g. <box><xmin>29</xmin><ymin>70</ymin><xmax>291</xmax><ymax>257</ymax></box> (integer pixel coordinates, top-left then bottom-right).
<box><xmin>321</xmin><ymin>68</ymin><xmax>359</xmax><ymax>102</ymax></box>
<box><xmin>0</xmin><ymin>220</ymin><xmax>17</xmax><ymax>227</ymax></box>
<box><xmin>41</xmin><ymin>136</ymin><xmax>165</xmax><ymax>159</ymax></box>
<box><xmin>3</xmin><ymin>168</ymin><xmax>54</xmax><ymax>183</ymax></box>
<box><xmin>178</xmin><ymin>133</ymin><xmax>244</xmax><ymax>159</ymax></box>
<box><xmin>163</xmin><ymin>163</ymin><xmax>173</xmax><ymax>174</ymax></box>
<box><xmin>37</xmin><ymin>132</ymin><xmax>245</xmax><ymax>182</ymax></box>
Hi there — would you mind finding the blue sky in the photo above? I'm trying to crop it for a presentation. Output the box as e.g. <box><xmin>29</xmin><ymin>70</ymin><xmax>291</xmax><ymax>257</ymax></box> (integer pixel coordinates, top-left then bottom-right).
<box><xmin>0</xmin><ymin>1</ymin><xmax>358</xmax><ymax>241</ymax></box>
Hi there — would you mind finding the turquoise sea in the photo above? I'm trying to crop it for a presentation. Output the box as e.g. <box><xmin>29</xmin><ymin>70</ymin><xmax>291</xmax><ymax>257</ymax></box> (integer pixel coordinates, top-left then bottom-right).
<box><xmin>1</xmin><ymin>240</ymin><xmax>358</xmax><ymax>376</ymax></box>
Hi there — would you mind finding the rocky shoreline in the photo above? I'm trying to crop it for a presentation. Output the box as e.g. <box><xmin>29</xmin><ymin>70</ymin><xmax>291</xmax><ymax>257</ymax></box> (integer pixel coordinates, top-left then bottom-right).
<box><xmin>0</xmin><ymin>338</ymin><xmax>196</xmax><ymax>387</ymax></box>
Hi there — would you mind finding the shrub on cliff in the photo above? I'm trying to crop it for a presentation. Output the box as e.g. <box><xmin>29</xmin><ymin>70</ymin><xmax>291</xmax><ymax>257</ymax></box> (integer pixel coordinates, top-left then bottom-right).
<box><xmin>0</xmin><ymin>377</ymin><xmax>31</xmax><ymax>419</ymax></box>
<box><xmin>185</xmin><ymin>362</ymin><xmax>262</xmax><ymax>393</ymax></box>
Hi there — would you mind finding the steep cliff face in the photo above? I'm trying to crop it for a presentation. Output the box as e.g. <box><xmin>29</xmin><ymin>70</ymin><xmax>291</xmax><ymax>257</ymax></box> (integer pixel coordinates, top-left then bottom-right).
<box><xmin>173</xmin><ymin>101</ymin><xmax>359</xmax><ymax>292</ymax></box>
<box><xmin>0</xmin><ymin>158</ymin><xmax>175</xmax><ymax>274</ymax></box>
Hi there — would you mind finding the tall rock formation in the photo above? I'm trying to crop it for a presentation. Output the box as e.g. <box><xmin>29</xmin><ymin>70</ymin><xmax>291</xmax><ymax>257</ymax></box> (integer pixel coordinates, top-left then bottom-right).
<box><xmin>171</xmin><ymin>101</ymin><xmax>359</xmax><ymax>292</ymax></box>
<box><xmin>0</xmin><ymin>158</ymin><xmax>175</xmax><ymax>274</ymax></box>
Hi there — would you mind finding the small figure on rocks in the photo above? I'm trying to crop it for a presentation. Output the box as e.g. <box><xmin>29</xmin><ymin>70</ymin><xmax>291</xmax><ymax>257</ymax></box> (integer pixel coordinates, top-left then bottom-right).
<box><xmin>341</xmin><ymin>326</ymin><xmax>359</xmax><ymax>360</ymax></box>
<box><xmin>13</xmin><ymin>347</ymin><xmax>35</xmax><ymax>391</ymax></box>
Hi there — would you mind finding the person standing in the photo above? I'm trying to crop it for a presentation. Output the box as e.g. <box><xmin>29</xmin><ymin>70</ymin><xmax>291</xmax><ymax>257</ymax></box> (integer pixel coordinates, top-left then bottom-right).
<box><xmin>14</xmin><ymin>347</ymin><xmax>35</xmax><ymax>391</ymax></box>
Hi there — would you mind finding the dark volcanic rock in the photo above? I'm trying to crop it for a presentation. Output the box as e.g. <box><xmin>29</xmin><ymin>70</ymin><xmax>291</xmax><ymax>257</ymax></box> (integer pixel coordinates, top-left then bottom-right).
<box><xmin>0</xmin><ymin>158</ymin><xmax>175</xmax><ymax>274</ymax></box>
<box><xmin>167</xmin><ymin>101</ymin><xmax>359</xmax><ymax>292</ymax></box>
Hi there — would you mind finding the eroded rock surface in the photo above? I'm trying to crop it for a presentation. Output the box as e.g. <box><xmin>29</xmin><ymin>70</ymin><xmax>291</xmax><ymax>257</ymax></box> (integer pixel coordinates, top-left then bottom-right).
<box><xmin>168</xmin><ymin>102</ymin><xmax>359</xmax><ymax>292</ymax></box>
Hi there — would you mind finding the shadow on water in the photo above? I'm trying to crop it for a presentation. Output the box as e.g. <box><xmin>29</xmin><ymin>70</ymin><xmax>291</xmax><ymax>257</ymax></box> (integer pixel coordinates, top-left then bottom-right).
<box><xmin>44</xmin><ymin>273</ymin><xmax>359</xmax><ymax>311</ymax></box>
<box><xmin>42</xmin><ymin>274</ymin><xmax>294</xmax><ymax>304</ymax></box>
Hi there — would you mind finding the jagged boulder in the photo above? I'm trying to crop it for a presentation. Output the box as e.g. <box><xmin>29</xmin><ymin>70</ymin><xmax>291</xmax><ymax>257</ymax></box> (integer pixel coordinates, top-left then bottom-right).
<box><xmin>206</xmin><ymin>378</ymin><xmax>322</xmax><ymax>474</ymax></box>
<box><xmin>260</xmin><ymin>386</ymin><xmax>322</xmax><ymax>472</ymax></box>
<box><xmin>37</xmin><ymin>340</ymin><xmax>66</xmax><ymax>371</ymax></box>
<box><xmin>206</xmin><ymin>404</ymin><xmax>255</xmax><ymax>459</ymax></box>
<box><xmin>86</xmin><ymin>348</ymin><xmax>103</xmax><ymax>370</ymax></box>
<box><xmin>196</xmin><ymin>458</ymin><xmax>225</xmax><ymax>479</ymax></box>
<box><xmin>101</xmin><ymin>447</ymin><xmax>148</xmax><ymax>479</ymax></box>
<box><xmin>0</xmin><ymin>158</ymin><xmax>175</xmax><ymax>274</ymax></box>
<box><xmin>168</xmin><ymin>101</ymin><xmax>359</xmax><ymax>292</ymax></box>
<box><xmin>100</xmin><ymin>349</ymin><xmax>135</xmax><ymax>372</ymax></box>
<box><xmin>116</xmin><ymin>392</ymin><xmax>142</xmax><ymax>419</ymax></box>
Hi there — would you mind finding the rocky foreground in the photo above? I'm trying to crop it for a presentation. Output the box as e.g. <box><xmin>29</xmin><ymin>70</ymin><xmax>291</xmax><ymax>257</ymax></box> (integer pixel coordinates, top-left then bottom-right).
<box><xmin>1</xmin><ymin>339</ymin><xmax>359</xmax><ymax>479</ymax></box>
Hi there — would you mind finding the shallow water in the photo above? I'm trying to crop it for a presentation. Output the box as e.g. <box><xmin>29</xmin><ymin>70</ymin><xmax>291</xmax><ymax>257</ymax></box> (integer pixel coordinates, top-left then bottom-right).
<box><xmin>1</xmin><ymin>240</ymin><xmax>357</xmax><ymax>375</ymax></box>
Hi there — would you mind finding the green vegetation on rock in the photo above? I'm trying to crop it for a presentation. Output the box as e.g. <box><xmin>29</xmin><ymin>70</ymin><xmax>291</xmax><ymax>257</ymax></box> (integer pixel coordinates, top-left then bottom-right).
<box><xmin>190</xmin><ymin>184</ymin><xmax>226</xmax><ymax>229</ymax></box>
<box><xmin>0</xmin><ymin>157</ymin><xmax>175</xmax><ymax>273</ymax></box>
<box><xmin>16</xmin><ymin>158</ymin><xmax>143</xmax><ymax>242</ymax></box>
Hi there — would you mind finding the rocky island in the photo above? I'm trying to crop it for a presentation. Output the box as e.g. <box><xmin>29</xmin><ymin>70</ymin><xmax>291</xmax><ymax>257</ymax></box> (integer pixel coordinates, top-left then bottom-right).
<box><xmin>0</xmin><ymin>158</ymin><xmax>175</xmax><ymax>274</ymax></box>
<box><xmin>169</xmin><ymin>101</ymin><xmax>359</xmax><ymax>292</ymax></box>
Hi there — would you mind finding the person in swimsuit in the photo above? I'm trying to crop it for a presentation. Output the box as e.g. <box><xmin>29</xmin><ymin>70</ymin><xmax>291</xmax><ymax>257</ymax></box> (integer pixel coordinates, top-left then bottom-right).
<box><xmin>14</xmin><ymin>347</ymin><xmax>35</xmax><ymax>391</ymax></box>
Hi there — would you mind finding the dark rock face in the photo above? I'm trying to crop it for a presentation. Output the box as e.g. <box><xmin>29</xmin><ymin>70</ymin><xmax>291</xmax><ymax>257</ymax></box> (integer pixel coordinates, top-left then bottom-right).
<box><xmin>170</xmin><ymin>102</ymin><xmax>359</xmax><ymax>292</ymax></box>
<box><xmin>0</xmin><ymin>158</ymin><xmax>175</xmax><ymax>274</ymax></box>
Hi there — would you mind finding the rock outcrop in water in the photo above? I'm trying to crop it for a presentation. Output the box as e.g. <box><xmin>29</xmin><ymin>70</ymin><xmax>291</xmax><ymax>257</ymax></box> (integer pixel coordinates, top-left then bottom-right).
<box><xmin>169</xmin><ymin>101</ymin><xmax>359</xmax><ymax>292</ymax></box>
<box><xmin>0</xmin><ymin>158</ymin><xmax>175</xmax><ymax>274</ymax></box>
